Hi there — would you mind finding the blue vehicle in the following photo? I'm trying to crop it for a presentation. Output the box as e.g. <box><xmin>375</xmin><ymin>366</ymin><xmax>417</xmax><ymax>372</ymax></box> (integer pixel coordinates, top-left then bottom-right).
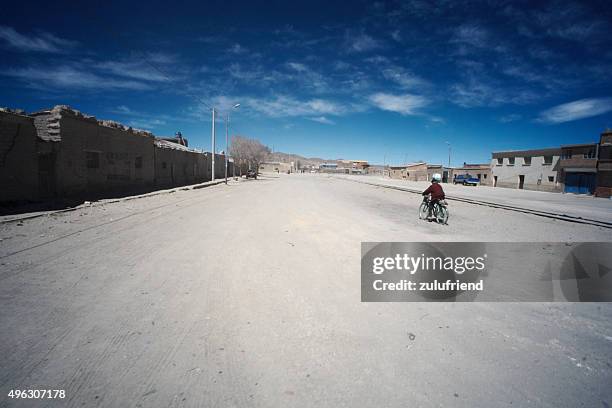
<box><xmin>453</xmin><ymin>174</ymin><xmax>480</xmax><ymax>186</ymax></box>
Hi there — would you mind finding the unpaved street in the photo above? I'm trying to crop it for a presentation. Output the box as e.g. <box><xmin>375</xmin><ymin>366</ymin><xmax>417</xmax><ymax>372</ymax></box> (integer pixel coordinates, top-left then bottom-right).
<box><xmin>1</xmin><ymin>175</ymin><xmax>611</xmax><ymax>407</ymax></box>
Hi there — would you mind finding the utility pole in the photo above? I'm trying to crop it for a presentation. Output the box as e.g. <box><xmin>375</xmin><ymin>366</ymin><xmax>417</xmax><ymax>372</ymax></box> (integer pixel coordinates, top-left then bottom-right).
<box><xmin>224</xmin><ymin>104</ymin><xmax>240</xmax><ymax>185</ymax></box>
<box><xmin>211</xmin><ymin>108</ymin><xmax>216</xmax><ymax>181</ymax></box>
<box><xmin>445</xmin><ymin>141</ymin><xmax>451</xmax><ymax>168</ymax></box>
<box><xmin>225</xmin><ymin>112</ymin><xmax>229</xmax><ymax>184</ymax></box>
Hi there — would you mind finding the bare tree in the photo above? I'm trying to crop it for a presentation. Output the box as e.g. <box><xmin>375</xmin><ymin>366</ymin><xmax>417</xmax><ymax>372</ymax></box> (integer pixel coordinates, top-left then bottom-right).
<box><xmin>230</xmin><ymin>135</ymin><xmax>270</xmax><ymax>175</ymax></box>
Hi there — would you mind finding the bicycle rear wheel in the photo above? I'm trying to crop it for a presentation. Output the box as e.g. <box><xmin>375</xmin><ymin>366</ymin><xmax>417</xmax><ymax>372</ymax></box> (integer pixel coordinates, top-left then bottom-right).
<box><xmin>436</xmin><ymin>205</ymin><xmax>449</xmax><ymax>224</ymax></box>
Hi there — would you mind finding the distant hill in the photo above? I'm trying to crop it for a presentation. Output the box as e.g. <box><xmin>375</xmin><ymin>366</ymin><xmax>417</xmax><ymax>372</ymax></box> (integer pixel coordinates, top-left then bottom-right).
<box><xmin>266</xmin><ymin>152</ymin><xmax>335</xmax><ymax>167</ymax></box>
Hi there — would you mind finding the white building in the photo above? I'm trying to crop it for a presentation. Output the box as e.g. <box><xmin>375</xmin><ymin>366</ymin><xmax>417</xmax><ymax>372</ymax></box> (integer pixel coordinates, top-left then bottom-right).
<box><xmin>491</xmin><ymin>147</ymin><xmax>561</xmax><ymax>192</ymax></box>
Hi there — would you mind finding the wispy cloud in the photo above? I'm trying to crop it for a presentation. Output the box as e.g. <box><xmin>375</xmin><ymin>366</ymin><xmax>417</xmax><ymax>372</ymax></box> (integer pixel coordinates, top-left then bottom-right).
<box><xmin>369</xmin><ymin>92</ymin><xmax>428</xmax><ymax>115</ymax></box>
<box><xmin>381</xmin><ymin>66</ymin><xmax>428</xmax><ymax>90</ymax></box>
<box><xmin>197</xmin><ymin>94</ymin><xmax>350</xmax><ymax>120</ymax></box>
<box><xmin>127</xmin><ymin>118</ymin><xmax>166</xmax><ymax>130</ymax></box>
<box><xmin>451</xmin><ymin>23</ymin><xmax>489</xmax><ymax>48</ymax></box>
<box><xmin>537</xmin><ymin>98</ymin><xmax>612</xmax><ymax>124</ymax></box>
<box><xmin>96</xmin><ymin>60</ymin><xmax>172</xmax><ymax>82</ymax></box>
<box><xmin>450</xmin><ymin>75</ymin><xmax>539</xmax><ymax>108</ymax></box>
<box><xmin>2</xmin><ymin>66</ymin><xmax>153</xmax><ymax>90</ymax></box>
<box><xmin>229</xmin><ymin>43</ymin><xmax>247</xmax><ymax>54</ymax></box>
<box><xmin>0</xmin><ymin>25</ymin><xmax>77</xmax><ymax>53</ymax></box>
<box><xmin>347</xmin><ymin>32</ymin><xmax>382</xmax><ymax>53</ymax></box>
<box><xmin>498</xmin><ymin>113</ymin><xmax>522</xmax><ymax>123</ymax></box>
<box><xmin>309</xmin><ymin>116</ymin><xmax>335</xmax><ymax>125</ymax></box>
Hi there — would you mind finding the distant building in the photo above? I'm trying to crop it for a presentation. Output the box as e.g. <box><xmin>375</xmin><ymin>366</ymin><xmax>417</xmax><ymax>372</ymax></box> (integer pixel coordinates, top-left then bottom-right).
<box><xmin>491</xmin><ymin>147</ymin><xmax>561</xmax><ymax>192</ymax></box>
<box><xmin>338</xmin><ymin>159</ymin><xmax>370</xmax><ymax>172</ymax></box>
<box><xmin>596</xmin><ymin>129</ymin><xmax>612</xmax><ymax>197</ymax></box>
<box><xmin>451</xmin><ymin>163</ymin><xmax>492</xmax><ymax>185</ymax></box>
<box><xmin>259</xmin><ymin>161</ymin><xmax>293</xmax><ymax>173</ymax></box>
<box><xmin>557</xmin><ymin>143</ymin><xmax>598</xmax><ymax>195</ymax></box>
<box><xmin>319</xmin><ymin>162</ymin><xmax>346</xmax><ymax>173</ymax></box>
<box><xmin>389</xmin><ymin>165</ymin><xmax>410</xmax><ymax>179</ymax></box>
<box><xmin>396</xmin><ymin>163</ymin><xmax>451</xmax><ymax>182</ymax></box>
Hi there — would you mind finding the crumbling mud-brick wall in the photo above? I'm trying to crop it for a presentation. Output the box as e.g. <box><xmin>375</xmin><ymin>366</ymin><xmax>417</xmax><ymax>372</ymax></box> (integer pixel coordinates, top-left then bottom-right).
<box><xmin>0</xmin><ymin>110</ymin><xmax>39</xmax><ymax>202</ymax></box>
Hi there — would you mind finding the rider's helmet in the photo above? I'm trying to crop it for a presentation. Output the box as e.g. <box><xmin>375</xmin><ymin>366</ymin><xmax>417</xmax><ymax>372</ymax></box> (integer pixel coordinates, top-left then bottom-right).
<box><xmin>432</xmin><ymin>173</ymin><xmax>442</xmax><ymax>182</ymax></box>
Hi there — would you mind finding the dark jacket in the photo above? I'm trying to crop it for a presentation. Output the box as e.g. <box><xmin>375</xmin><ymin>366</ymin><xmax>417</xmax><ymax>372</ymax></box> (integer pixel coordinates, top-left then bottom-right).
<box><xmin>422</xmin><ymin>183</ymin><xmax>445</xmax><ymax>200</ymax></box>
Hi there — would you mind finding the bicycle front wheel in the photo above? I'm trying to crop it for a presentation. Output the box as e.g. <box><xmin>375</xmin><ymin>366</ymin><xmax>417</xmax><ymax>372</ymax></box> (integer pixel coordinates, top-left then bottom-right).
<box><xmin>418</xmin><ymin>203</ymin><xmax>428</xmax><ymax>220</ymax></box>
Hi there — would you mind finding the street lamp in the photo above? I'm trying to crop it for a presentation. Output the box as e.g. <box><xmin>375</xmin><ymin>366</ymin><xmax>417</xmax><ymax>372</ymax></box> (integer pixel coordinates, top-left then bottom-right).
<box><xmin>225</xmin><ymin>103</ymin><xmax>240</xmax><ymax>184</ymax></box>
<box><xmin>211</xmin><ymin>108</ymin><xmax>216</xmax><ymax>182</ymax></box>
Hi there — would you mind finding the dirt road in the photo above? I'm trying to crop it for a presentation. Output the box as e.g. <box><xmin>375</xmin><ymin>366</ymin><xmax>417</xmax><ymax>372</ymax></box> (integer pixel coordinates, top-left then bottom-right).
<box><xmin>1</xmin><ymin>175</ymin><xmax>611</xmax><ymax>407</ymax></box>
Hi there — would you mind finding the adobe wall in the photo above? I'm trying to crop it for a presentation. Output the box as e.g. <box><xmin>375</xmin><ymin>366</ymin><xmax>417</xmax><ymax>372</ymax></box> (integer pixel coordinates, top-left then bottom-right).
<box><xmin>0</xmin><ymin>111</ymin><xmax>39</xmax><ymax>201</ymax></box>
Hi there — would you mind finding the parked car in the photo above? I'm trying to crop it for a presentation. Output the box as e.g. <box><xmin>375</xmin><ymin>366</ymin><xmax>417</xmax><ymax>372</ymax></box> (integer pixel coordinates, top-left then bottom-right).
<box><xmin>453</xmin><ymin>174</ymin><xmax>480</xmax><ymax>186</ymax></box>
<box><xmin>246</xmin><ymin>169</ymin><xmax>257</xmax><ymax>179</ymax></box>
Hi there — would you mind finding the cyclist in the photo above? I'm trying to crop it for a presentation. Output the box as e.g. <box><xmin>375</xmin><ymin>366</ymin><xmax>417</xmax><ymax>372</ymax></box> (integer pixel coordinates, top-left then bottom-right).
<box><xmin>422</xmin><ymin>173</ymin><xmax>445</xmax><ymax>220</ymax></box>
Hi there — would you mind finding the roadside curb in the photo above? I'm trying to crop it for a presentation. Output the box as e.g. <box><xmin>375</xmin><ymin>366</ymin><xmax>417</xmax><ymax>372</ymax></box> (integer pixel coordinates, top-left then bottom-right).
<box><xmin>0</xmin><ymin>179</ymin><xmax>230</xmax><ymax>224</ymax></box>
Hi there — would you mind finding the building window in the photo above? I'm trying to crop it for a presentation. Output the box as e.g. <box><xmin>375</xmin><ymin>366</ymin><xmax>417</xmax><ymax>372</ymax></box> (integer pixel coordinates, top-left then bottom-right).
<box><xmin>561</xmin><ymin>150</ymin><xmax>572</xmax><ymax>159</ymax></box>
<box><xmin>496</xmin><ymin>157</ymin><xmax>503</xmax><ymax>165</ymax></box>
<box><xmin>86</xmin><ymin>151</ymin><xmax>99</xmax><ymax>169</ymax></box>
<box><xmin>508</xmin><ymin>157</ymin><xmax>515</xmax><ymax>165</ymax></box>
<box><xmin>135</xmin><ymin>156</ymin><xmax>143</xmax><ymax>169</ymax></box>
<box><xmin>548</xmin><ymin>176</ymin><xmax>554</xmax><ymax>182</ymax></box>
<box><xmin>543</xmin><ymin>156</ymin><xmax>553</xmax><ymax>165</ymax></box>
<box><xmin>484</xmin><ymin>174</ymin><xmax>487</xmax><ymax>179</ymax></box>
<box><xmin>523</xmin><ymin>156</ymin><xmax>531</xmax><ymax>165</ymax></box>
<box><xmin>584</xmin><ymin>148</ymin><xmax>596</xmax><ymax>159</ymax></box>
<box><xmin>162</xmin><ymin>162</ymin><xmax>167</xmax><ymax>169</ymax></box>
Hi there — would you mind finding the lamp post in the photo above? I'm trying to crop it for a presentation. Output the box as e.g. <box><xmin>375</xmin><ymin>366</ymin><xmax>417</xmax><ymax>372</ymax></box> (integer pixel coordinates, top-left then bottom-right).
<box><xmin>225</xmin><ymin>103</ymin><xmax>240</xmax><ymax>184</ymax></box>
<box><xmin>211</xmin><ymin>108</ymin><xmax>216</xmax><ymax>181</ymax></box>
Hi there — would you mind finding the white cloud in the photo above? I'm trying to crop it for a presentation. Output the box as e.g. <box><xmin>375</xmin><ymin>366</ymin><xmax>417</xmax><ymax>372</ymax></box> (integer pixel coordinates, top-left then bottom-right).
<box><xmin>369</xmin><ymin>92</ymin><xmax>428</xmax><ymax>115</ymax></box>
<box><xmin>199</xmin><ymin>94</ymin><xmax>349</xmax><ymax>119</ymax></box>
<box><xmin>0</xmin><ymin>25</ymin><xmax>77</xmax><ymax>53</ymax></box>
<box><xmin>309</xmin><ymin>116</ymin><xmax>335</xmax><ymax>125</ymax></box>
<box><xmin>381</xmin><ymin>66</ymin><xmax>428</xmax><ymax>90</ymax></box>
<box><xmin>96</xmin><ymin>60</ymin><xmax>171</xmax><ymax>82</ymax></box>
<box><xmin>229</xmin><ymin>43</ymin><xmax>247</xmax><ymax>54</ymax></box>
<box><xmin>286</xmin><ymin>62</ymin><xmax>308</xmax><ymax>72</ymax></box>
<box><xmin>127</xmin><ymin>118</ymin><xmax>166</xmax><ymax>130</ymax></box>
<box><xmin>451</xmin><ymin>23</ymin><xmax>489</xmax><ymax>48</ymax></box>
<box><xmin>114</xmin><ymin>105</ymin><xmax>133</xmax><ymax>114</ymax></box>
<box><xmin>537</xmin><ymin>98</ymin><xmax>612</xmax><ymax>124</ymax></box>
<box><xmin>2</xmin><ymin>66</ymin><xmax>153</xmax><ymax>91</ymax></box>
<box><xmin>450</xmin><ymin>76</ymin><xmax>539</xmax><ymax>108</ymax></box>
<box><xmin>499</xmin><ymin>113</ymin><xmax>522</xmax><ymax>123</ymax></box>
<box><xmin>348</xmin><ymin>33</ymin><xmax>382</xmax><ymax>52</ymax></box>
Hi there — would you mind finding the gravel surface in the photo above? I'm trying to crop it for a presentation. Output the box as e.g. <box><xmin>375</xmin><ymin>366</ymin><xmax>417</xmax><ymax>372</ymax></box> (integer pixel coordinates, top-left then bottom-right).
<box><xmin>1</xmin><ymin>174</ymin><xmax>611</xmax><ymax>407</ymax></box>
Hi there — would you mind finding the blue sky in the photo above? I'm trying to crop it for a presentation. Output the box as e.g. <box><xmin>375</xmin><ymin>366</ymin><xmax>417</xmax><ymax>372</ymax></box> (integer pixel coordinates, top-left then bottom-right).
<box><xmin>1</xmin><ymin>0</ymin><xmax>612</xmax><ymax>166</ymax></box>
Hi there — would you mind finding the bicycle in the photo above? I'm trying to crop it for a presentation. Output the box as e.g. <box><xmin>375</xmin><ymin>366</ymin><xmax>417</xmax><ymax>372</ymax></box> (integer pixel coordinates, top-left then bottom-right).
<box><xmin>419</xmin><ymin>196</ymin><xmax>449</xmax><ymax>224</ymax></box>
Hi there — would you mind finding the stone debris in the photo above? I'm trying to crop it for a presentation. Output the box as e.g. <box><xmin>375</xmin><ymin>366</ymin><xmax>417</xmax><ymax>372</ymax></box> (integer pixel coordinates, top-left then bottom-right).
<box><xmin>30</xmin><ymin>105</ymin><xmax>154</xmax><ymax>142</ymax></box>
